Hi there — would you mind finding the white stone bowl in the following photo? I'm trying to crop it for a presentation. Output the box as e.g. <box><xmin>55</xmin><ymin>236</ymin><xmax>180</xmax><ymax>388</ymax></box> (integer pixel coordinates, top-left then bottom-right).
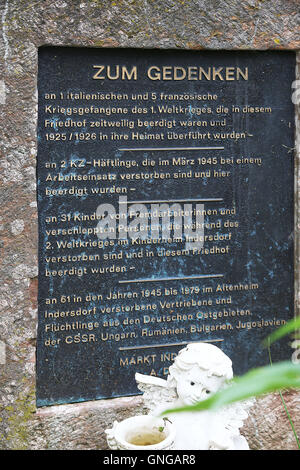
<box><xmin>113</xmin><ymin>415</ymin><xmax>176</xmax><ymax>450</ymax></box>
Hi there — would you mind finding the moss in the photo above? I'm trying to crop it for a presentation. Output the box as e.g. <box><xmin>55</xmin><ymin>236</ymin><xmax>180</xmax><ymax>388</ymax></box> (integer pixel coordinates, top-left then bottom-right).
<box><xmin>3</xmin><ymin>383</ymin><xmax>36</xmax><ymax>450</ymax></box>
<box><xmin>89</xmin><ymin>0</ymin><xmax>122</xmax><ymax>6</ymax></box>
<box><xmin>93</xmin><ymin>40</ymin><xmax>105</xmax><ymax>47</ymax></box>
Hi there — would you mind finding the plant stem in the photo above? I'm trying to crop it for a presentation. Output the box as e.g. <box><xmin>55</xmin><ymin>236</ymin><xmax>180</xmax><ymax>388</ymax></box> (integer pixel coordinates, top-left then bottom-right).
<box><xmin>278</xmin><ymin>390</ymin><xmax>300</xmax><ymax>449</ymax></box>
<box><xmin>267</xmin><ymin>340</ymin><xmax>300</xmax><ymax>449</ymax></box>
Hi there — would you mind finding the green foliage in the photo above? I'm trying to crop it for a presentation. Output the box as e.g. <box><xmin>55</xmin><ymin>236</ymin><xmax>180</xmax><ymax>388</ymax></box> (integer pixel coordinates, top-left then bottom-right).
<box><xmin>162</xmin><ymin>361</ymin><xmax>300</xmax><ymax>415</ymax></box>
<box><xmin>263</xmin><ymin>317</ymin><xmax>300</xmax><ymax>346</ymax></box>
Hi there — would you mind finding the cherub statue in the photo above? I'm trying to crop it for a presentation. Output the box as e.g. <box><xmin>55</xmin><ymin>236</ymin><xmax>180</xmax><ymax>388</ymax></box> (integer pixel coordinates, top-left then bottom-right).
<box><xmin>135</xmin><ymin>342</ymin><xmax>253</xmax><ymax>450</ymax></box>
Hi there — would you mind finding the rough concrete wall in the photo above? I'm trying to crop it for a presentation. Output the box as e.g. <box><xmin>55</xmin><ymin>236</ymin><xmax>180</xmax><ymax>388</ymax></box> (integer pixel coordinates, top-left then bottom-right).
<box><xmin>0</xmin><ymin>0</ymin><xmax>299</xmax><ymax>450</ymax></box>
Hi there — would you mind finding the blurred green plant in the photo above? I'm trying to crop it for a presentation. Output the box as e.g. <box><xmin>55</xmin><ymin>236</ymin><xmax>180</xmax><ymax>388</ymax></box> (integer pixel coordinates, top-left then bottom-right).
<box><xmin>162</xmin><ymin>361</ymin><xmax>300</xmax><ymax>414</ymax></box>
<box><xmin>263</xmin><ymin>317</ymin><xmax>300</xmax><ymax>346</ymax></box>
<box><xmin>162</xmin><ymin>317</ymin><xmax>300</xmax><ymax>448</ymax></box>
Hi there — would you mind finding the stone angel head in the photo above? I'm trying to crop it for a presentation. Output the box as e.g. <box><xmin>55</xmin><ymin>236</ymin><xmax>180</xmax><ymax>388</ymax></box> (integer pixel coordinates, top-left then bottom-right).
<box><xmin>136</xmin><ymin>342</ymin><xmax>233</xmax><ymax>412</ymax></box>
<box><xmin>167</xmin><ymin>342</ymin><xmax>233</xmax><ymax>405</ymax></box>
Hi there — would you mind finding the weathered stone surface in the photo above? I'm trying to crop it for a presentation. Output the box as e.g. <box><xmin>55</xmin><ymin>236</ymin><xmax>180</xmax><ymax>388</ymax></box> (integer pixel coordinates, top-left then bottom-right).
<box><xmin>0</xmin><ymin>0</ymin><xmax>299</xmax><ymax>450</ymax></box>
<box><xmin>29</xmin><ymin>396</ymin><xmax>147</xmax><ymax>450</ymax></box>
<box><xmin>3</xmin><ymin>392</ymin><xmax>299</xmax><ymax>450</ymax></box>
<box><xmin>242</xmin><ymin>392</ymin><xmax>300</xmax><ymax>451</ymax></box>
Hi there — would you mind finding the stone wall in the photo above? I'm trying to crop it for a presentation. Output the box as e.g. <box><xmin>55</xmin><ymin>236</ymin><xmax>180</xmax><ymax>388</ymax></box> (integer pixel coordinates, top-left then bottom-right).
<box><xmin>0</xmin><ymin>0</ymin><xmax>299</xmax><ymax>450</ymax></box>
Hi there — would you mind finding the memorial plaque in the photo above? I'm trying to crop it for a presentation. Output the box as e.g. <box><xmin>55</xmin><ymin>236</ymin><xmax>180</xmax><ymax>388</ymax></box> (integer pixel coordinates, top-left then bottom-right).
<box><xmin>36</xmin><ymin>47</ymin><xmax>295</xmax><ymax>406</ymax></box>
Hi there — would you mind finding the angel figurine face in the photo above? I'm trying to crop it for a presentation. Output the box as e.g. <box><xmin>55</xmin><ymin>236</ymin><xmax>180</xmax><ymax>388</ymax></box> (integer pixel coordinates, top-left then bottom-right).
<box><xmin>167</xmin><ymin>343</ymin><xmax>234</xmax><ymax>406</ymax></box>
<box><xmin>175</xmin><ymin>365</ymin><xmax>225</xmax><ymax>405</ymax></box>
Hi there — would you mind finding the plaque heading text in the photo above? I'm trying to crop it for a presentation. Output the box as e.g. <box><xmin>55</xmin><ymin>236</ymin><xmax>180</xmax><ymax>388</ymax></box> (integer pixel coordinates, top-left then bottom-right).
<box><xmin>92</xmin><ymin>65</ymin><xmax>249</xmax><ymax>81</ymax></box>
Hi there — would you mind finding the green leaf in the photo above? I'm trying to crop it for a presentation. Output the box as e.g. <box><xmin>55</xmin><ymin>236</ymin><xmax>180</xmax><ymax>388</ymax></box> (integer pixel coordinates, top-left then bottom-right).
<box><xmin>161</xmin><ymin>361</ymin><xmax>300</xmax><ymax>415</ymax></box>
<box><xmin>262</xmin><ymin>317</ymin><xmax>300</xmax><ymax>347</ymax></box>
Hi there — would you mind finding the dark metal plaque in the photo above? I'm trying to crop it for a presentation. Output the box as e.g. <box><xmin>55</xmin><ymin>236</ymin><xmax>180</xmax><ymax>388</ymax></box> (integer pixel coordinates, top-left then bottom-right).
<box><xmin>36</xmin><ymin>47</ymin><xmax>295</xmax><ymax>406</ymax></box>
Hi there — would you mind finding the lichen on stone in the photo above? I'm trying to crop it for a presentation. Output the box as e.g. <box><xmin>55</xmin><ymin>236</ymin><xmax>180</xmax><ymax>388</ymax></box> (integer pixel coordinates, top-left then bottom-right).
<box><xmin>3</xmin><ymin>384</ymin><xmax>36</xmax><ymax>450</ymax></box>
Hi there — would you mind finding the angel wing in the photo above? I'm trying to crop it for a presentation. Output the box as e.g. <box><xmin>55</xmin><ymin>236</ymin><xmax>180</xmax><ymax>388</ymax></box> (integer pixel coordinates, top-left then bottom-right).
<box><xmin>217</xmin><ymin>397</ymin><xmax>255</xmax><ymax>435</ymax></box>
<box><xmin>135</xmin><ymin>372</ymin><xmax>178</xmax><ymax>415</ymax></box>
<box><xmin>206</xmin><ymin>398</ymin><xmax>255</xmax><ymax>450</ymax></box>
